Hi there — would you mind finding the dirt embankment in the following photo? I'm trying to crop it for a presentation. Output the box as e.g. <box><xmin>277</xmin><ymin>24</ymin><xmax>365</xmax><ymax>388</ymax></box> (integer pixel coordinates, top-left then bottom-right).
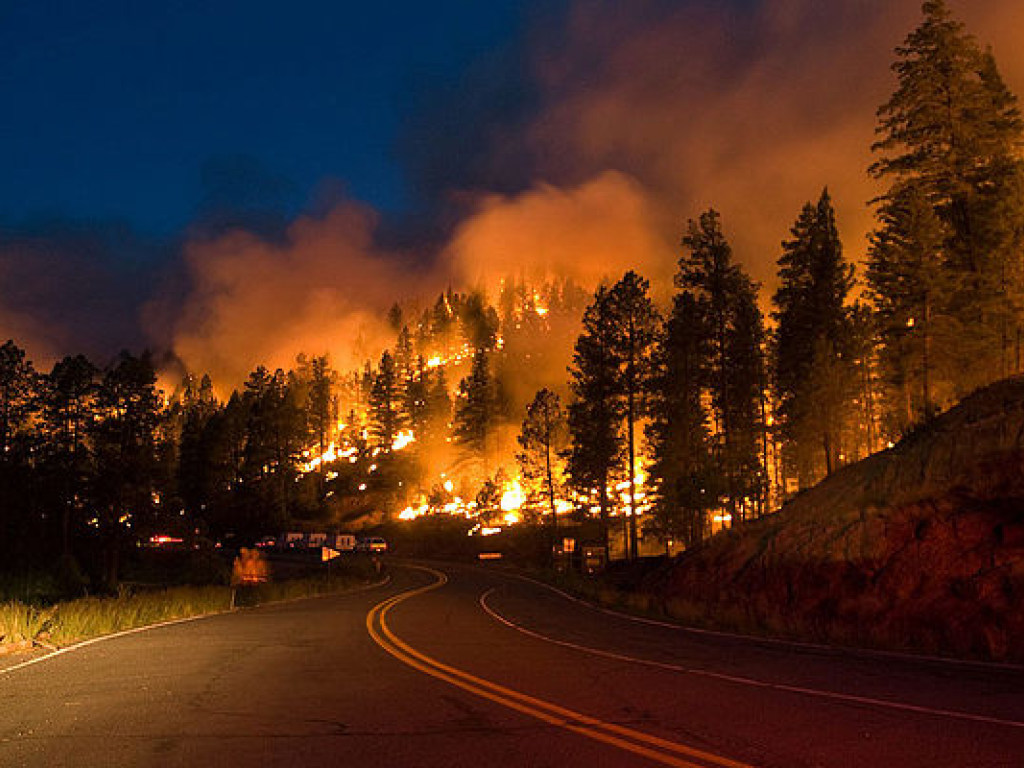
<box><xmin>647</xmin><ymin>377</ymin><xmax>1024</xmax><ymax>662</ymax></box>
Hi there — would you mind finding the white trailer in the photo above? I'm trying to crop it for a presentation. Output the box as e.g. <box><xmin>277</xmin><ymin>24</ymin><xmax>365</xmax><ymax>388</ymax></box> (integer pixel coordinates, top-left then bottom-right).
<box><xmin>330</xmin><ymin>533</ymin><xmax>357</xmax><ymax>552</ymax></box>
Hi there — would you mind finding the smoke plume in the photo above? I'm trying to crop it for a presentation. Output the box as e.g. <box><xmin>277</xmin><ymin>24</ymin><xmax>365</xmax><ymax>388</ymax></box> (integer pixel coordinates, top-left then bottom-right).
<box><xmin>169</xmin><ymin>202</ymin><xmax>432</xmax><ymax>388</ymax></box>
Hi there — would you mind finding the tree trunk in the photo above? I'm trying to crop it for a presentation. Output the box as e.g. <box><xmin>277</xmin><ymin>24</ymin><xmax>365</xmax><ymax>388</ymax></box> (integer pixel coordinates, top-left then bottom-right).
<box><xmin>627</xmin><ymin>384</ymin><xmax>638</xmax><ymax>560</ymax></box>
<box><xmin>545</xmin><ymin>440</ymin><xmax>557</xmax><ymax>541</ymax></box>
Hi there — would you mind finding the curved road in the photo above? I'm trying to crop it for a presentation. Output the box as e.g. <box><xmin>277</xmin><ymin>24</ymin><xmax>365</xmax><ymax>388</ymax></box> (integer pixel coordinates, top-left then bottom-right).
<box><xmin>1</xmin><ymin>562</ymin><xmax>1021</xmax><ymax>767</ymax></box>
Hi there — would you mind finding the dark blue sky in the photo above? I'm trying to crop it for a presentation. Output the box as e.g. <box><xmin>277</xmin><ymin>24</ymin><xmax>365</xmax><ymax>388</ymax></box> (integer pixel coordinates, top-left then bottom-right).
<box><xmin>0</xmin><ymin>0</ymin><xmax>531</xmax><ymax>236</ymax></box>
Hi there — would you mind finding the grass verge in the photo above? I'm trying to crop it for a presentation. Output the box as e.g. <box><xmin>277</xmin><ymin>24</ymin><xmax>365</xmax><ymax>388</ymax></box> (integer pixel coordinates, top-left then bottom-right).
<box><xmin>0</xmin><ymin>564</ymin><xmax>382</xmax><ymax>653</ymax></box>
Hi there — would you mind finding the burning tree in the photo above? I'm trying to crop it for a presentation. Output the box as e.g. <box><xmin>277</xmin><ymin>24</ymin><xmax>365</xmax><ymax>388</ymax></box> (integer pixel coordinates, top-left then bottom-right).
<box><xmin>517</xmin><ymin>388</ymin><xmax>567</xmax><ymax>539</ymax></box>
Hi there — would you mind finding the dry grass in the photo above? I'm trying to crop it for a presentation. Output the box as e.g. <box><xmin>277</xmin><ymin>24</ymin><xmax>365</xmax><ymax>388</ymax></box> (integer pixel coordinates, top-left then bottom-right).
<box><xmin>0</xmin><ymin>565</ymin><xmax>379</xmax><ymax>651</ymax></box>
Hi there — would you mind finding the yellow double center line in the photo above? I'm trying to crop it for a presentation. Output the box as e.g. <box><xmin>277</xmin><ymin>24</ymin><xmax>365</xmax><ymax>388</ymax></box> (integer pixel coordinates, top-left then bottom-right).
<box><xmin>366</xmin><ymin>567</ymin><xmax>751</xmax><ymax>768</ymax></box>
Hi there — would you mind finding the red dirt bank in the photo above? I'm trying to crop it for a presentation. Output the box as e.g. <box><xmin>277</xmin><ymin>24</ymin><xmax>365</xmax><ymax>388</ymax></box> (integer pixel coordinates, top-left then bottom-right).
<box><xmin>650</xmin><ymin>376</ymin><xmax>1024</xmax><ymax>662</ymax></box>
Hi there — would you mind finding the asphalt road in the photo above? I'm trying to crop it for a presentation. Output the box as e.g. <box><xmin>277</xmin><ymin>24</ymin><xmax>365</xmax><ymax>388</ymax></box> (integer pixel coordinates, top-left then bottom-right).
<box><xmin>1</xmin><ymin>562</ymin><xmax>1021</xmax><ymax>767</ymax></box>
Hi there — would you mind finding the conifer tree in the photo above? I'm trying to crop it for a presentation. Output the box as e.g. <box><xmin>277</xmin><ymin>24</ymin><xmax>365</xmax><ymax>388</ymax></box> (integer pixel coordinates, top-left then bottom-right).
<box><xmin>424</xmin><ymin>365</ymin><xmax>452</xmax><ymax>447</ymax></box>
<box><xmin>453</xmin><ymin>351</ymin><xmax>495</xmax><ymax>474</ymax></box>
<box><xmin>0</xmin><ymin>341</ymin><xmax>39</xmax><ymax>563</ymax></box>
<box><xmin>93</xmin><ymin>352</ymin><xmax>162</xmax><ymax>586</ymax></box>
<box><xmin>725</xmin><ymin>275</ymin><xmax>769</xmax><ymax>518</ymax></box>
<box><xmin>867</xmin><ymin>183</ymin><xmax>949</xmax><ymax>434</ymax></box>
<box><xmin>772</xmin><ymin>190</ymin><xmax>856</xmax><ymax>485</ymax></box>
<box><xmin>605</xmin><ymin>271</ymin><xmax>660</xmax><ymax>559</ymax></box>
<box><xmin>0</xmin><ymin>340</ymin><xmax>36</xmax><ymax>463</ymax></box>
<box><xmin>679</xmin><ymin>210</ymin><xmax>767</xmax><ymax>525</ymax></box>
<box><xmin>646</xmin><ymin>292</ymin><xmax>713</xmax><ymax>548</ymax></box>
<box><xmin>404</xmin><ymin>357</ymin><xmax>430</xmax><ymax>440</ymax></box>
<box><xmin>517</xmin><ymin>388</ymin><xmax>567</xmax><ymax>540</ymax></box>
<box><xmin>871</xmin><ymin>0</ymin><xmax>1024</xmax><ymax>393</ymax></box>
<box><xmin>368</xmin><ymin>351</ymin><xmax>406</xmax><ymax>453</ymax></box>
<box><xmin>567</xmin><ymin>286</ymin><xmax>622</xmax><ymax>552</ymax></box>
<box><xmin>42</xmin><ymin>354</ymin><xmax>99</xmax><ymax>562</ymax></box>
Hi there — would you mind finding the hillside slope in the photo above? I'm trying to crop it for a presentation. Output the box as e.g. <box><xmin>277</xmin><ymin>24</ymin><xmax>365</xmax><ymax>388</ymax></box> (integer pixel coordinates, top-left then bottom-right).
<box><xmin>650</xmin><ymin>376</ymin><xmax>1024</xmax><ymax>662</ymax></box>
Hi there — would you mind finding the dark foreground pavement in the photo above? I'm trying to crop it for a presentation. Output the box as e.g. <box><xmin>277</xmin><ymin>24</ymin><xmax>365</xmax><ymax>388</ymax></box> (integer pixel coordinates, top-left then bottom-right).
<box><xmin>1</xmin><ymin>562</ymin><xmax>1021</xmax><ymax>767</ymax></box>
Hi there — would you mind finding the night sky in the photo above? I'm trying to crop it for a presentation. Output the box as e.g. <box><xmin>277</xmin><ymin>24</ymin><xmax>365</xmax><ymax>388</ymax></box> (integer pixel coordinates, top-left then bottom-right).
<box><xmin>0</xmin><ymin>0</ymin><xmax>533</xmax><ymax>233</ymax></box>
<box><xmin>1</xmin><ymin>1</ymin><xmax>1021</xmax><ymax>380</ymax></box>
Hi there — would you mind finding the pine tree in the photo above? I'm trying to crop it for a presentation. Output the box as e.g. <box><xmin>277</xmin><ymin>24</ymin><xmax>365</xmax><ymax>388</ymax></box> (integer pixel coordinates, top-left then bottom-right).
<box><xmin>42</xmin><ymin>354</ymin><xmax>98</xmax><ymax>562</ymax></box>
<box><xmin>725</xmin><ymin>276</ymin><xmax>769</xmax><ymax>519</ymax></box>
<box><xmin>0</xmin><ymin>340</ymin><xmax>36</xmax><ymax>463</ymax></box>
<box><xmin>458</xmin><ymin>291</ymin><xmax>499</xmax><ymax>352</ymax></box>
<box><xmin>845</xmin><ymin>304</ymin><xmax>883</xmax><ymax>460</ymax></box>
<box><xmin>679</xmin><ymin>210</ymin><xmax>767</xmax><ymax>525</ymax></box>
<box><xmin>394</xmin><ymin>326</ymin><xmax>416</xmax><ymax>385</ymax></box>
<box><xmin>424</xmin><ymin>365</ymin><xmax>452</xmax><ymax>448</ymax></box>
<box><xmin>242</xmin><ymin>367</ymin><xmax>303</xmax><ymax>532</ymax></box>
<box><xmin>178</xmin><ymin>375</ymin><xmax>220</xmax><ymax>523</ymax></box>
<box><xmin>368</xmin><ymin>351</ymin><xmax>406</xmax><ymax>453</ymax></box>
<box><xmin>772</xmin><ymin>189</ymin><xmax>856</xmax><ymax>486</ymax></box>
<box><xmin>871</xmin><ymin>0</ymin><xmax>1024</xmax><ymax>393</ymax></box>
<box><xmin>646</xmin><ymin>292</ymin><xmax>713</xmax><ymax>549</ymax></box>
<box><xmin>404</xmin><ymin>356</ymin><xmax>430</xmax><ymax>441</ymax></box>
<box><xmin>867</xmin><ymin>183</ymin><xmax>949</xmax><ymax>434</ymax></box>
<box><xmin>453</xmin><ymin>351</ymin><xmax>495</xmax><ymax>474</ymax></box>
<box><xmin>567</xmin><ymin>285</ymin><xmax>623</xmax><ymax>552</ymax></box>
<box><xmin>517</xmin><ymin>388</ymin><xmax>567</xmax><ymax>541</ymax></box>
<box><xmin>605</xmin><ymin>271</ymin><xmax>660</xmax><ymax>559</ymax></box>
<box><xmin>93</xmin><ymin>351</ymin><xmax>162</xmax><ymax>587</ymax></box>
<box><xmin>0</xmin><ymin>341</ymin><xmax>38</xmax><ymax>566</ymax></box>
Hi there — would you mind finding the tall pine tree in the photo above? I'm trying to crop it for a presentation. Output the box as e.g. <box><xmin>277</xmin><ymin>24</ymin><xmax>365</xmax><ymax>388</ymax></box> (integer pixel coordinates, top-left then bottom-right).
<box><xmin>679</xmin><ymin>210</ymin><xmax>767</xmax><ymax>525</ymax></box>
<box><xmin>646</xmin><ymin>292</ymin><xmax>714</xmax><ymax>549</ymax></box>
<box><xmin>772</xmin><ymin>189</ymin><xmax>856</xmax><ymax>486</ymax></box>
<box><xmin>871</xmin><ymin>0</ymin><xmax>1024</xmax><ymax>395</ymax></box>
<box><xmin>567</xmin><ymin>286</ymin><xmax>622</xmax><ymax>552</ymax></box>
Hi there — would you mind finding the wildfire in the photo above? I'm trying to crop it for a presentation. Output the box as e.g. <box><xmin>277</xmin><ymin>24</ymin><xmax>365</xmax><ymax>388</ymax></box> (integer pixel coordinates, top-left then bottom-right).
<box><xmin>399</xmin><ymin>501</ymin><xmax>429</xmax><ymax>520</ymax></box>
<box><xmin>299</xmin><ymin>441</ymin><xmax>343</xmax><ymax>473</ymax></box>
<box><xmin>499</xmin><ymin>479</ymin><xmax>525</xmax><ymax>512</ymax></box>
<box><xmin>392</xmin><ymin>430</ymin><xmax>416</xmax><ymax>451</ymax></box>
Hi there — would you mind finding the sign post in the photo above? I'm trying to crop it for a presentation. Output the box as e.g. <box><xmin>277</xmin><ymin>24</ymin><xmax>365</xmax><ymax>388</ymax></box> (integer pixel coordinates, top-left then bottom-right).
<box><xmin>322</xmin><ymin>546</ymin><xmax>340</xmax><ymax>582</ymax></box>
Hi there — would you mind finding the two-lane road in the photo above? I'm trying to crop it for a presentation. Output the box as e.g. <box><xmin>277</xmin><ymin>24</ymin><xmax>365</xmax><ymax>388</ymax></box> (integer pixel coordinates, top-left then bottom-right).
<box><xmin>1</xmin><ymin>563</ymin><xmax>1021</xmax><ymax>766</ymax></box>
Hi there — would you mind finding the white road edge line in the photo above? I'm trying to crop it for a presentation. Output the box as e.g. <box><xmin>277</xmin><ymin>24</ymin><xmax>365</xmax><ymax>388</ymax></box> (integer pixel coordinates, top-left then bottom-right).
<box><xmin>479</xmin><ymin>587</ymin><xmax>1024</xmax><ymax>731</ymax></box>
<box><xmin>501</xmin><ymin>571</ymin><xmax>1024</xmax><ymax>672</ymax></box>
<box><xmin>0</xmin><ymin>574</ymin><xmax>393</xmax><ymax>679</ymax></box>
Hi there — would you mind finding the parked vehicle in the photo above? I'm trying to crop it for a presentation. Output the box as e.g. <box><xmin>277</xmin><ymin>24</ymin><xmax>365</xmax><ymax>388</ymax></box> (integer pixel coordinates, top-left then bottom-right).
<box><xmin>356</xmin><ymin>536</ymin><xmax>387</xmax><ymax>553</ymax></box>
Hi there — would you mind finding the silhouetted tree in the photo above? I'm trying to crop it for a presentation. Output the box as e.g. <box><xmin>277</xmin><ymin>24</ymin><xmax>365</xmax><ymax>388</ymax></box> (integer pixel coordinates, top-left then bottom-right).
<box><xmin>41</xmin><ymin>355</ymin><xmax>98</xmax><ymax>563</ymax></box>
<box><xmin>517</xmin><ymin>388</ymin><xmax>567</xmax><ymax>542</ymax></box>
<box><xmin>872</xmin><ymin>0</ymin><xmax>1024</xmax><ymax>393</ymax></box>
<box><xmin>646</xmin><ymin>292</ymin><xmax>714</xmax><ymax>549</ymax></box>
<box><xmin>567</xmin><ymin>286</ymin><xmax>622</xmax><ymax>552</ymax></box>
<box><xmin>773</xmin><ymin>189</ymin><xmax>856</xmax><ymax>486</ymax></box>
<box><xmin>92</xmin><ymin>351</ymin><xmax>162</xmax><ymax>587</ymax></box>
<box><xmin>867</xmin><ymin>183</ymin><xmax>950</xmax><ymax>435</ymax></box>
<box><xmin>453</xmin><ymin>351</ymin><xmax>496</xmax><ymax>475</ymax></box>
<box><xmin>679</xmin><ymin>210</ymin><xmax>767</xmax><ymax>525</ymax></box>
<box><xmin>604</xmin><ymin>271</ymin><xmax>660</xmax><ymax>559</ymax></box>
<box><xmin>368</xmin><ymin>351</ymin><xmax>406</xmax><ymax>453</ymax></box>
